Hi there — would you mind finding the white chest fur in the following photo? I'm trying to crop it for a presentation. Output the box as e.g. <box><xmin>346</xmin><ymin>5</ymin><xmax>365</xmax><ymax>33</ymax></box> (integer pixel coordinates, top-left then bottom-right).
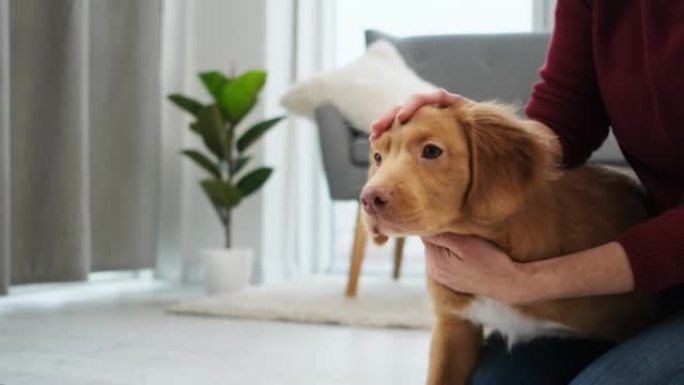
<box><xmin>456</xmin><ymin>296</ymin><xmax>574</xmax><ymax>347</ymax></box>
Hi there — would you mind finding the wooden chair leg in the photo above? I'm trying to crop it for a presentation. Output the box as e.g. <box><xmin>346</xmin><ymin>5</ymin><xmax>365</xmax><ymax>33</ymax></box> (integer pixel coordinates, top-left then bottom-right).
<box><xmin>346</xmin><ymin>206</ymin><xmax>367</xmax><ymax>297</ymax></box>
<box><xmin>392</xmin><ymin>237</ymin><xmax>405</xmax><ymax>280</ymax></box>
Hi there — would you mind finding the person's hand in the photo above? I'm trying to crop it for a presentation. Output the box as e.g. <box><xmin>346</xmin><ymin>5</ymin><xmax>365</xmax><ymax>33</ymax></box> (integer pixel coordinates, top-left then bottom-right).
<box><xmin>422</xmin><ymin>233</ymin><xmax>533</xmax><ymax>304</ymax></box>
<box><xmin>369</xmin><ymin>89</ymin><xmax>466</xmax><ymax>141</ymax></box>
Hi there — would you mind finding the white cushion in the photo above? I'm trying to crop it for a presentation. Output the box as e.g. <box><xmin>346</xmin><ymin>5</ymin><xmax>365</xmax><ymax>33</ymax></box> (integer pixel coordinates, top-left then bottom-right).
<box><xmin>280</xmin><ymin>40</ymin><xmax>437</xmax><ymax>133</ymax></box>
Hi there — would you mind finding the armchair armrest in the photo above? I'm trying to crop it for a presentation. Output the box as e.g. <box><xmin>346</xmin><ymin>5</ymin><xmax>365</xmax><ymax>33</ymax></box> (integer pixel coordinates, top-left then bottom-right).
<box><xmin>315</xmin><ymin>104</ymin><xmax>369</xmax><ymax>200</ymax></box>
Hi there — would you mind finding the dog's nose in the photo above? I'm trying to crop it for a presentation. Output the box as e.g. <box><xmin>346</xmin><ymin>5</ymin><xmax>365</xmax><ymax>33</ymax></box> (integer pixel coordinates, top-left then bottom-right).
<box><xmin>360</xmin><ymin>186</ymin><xmax>391</xmax><ymax>213</ymax></box>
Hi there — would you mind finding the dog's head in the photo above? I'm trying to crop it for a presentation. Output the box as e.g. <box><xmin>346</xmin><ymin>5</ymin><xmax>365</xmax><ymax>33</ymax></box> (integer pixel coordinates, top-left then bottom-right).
<box><xmin>361</xmin><ymin>102</ymin><xmax>558</xmax><ymax>243</ymax></box>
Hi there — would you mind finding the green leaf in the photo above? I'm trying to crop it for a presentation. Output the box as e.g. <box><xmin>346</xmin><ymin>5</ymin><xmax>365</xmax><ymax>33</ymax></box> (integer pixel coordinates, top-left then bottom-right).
<box><xmin>189</xmin><ymin>122</ymin><xmax>202</xmax><ymax>136</ymax></box>
<box><xmin>181</xmin><ymin>149</ymin><xmax>221</xmax><ymax>179</ymax></box>
<box><xmin>237</xmin><ymin>116</ymin><xmax>284</xmax><ymax>153</ymax></box>
<box><xmin>236</xmin><ymin>167</ymin><xmax>273</xmax><ymax>198</ymax></box>
<box><xmin>199</xmin><ymin>71</ymin><xmax>230</xmax><ymax>102</ymax></box>
<box><xmin>233</xmin><ymin>156</ymin><xmax>251</xmax><ymax>175</ymax></box>
<box><xmin>199</xmin><ymin>180</ymin><xmax>225</xmax><ymax>226</ymax></box>
<box><xmin>197</xmin><ymin>104</ymin><xmax>228</xmax><ymax>160</ymax></box>
<box><xmin>200</xmin><ymin>179</ymin><xmax>242</xmax><ymax>210</ymax></box>
<box><xmin>219</xmin><ymin>70</ymin><xmax>267</xmax><ymax>124</ymax></box>
<box><xmin>168</xmin><ymin>94</ymin><xmax>203</xmax><ymax>117</ymax></box>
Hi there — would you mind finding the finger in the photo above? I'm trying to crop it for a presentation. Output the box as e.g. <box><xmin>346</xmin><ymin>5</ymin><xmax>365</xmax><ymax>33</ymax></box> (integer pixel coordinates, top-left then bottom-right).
<box><xmin>424</xmin><ymin>243</ymin><xmax>464</xmax><ymax>262</ymax></box>
<box><xmin>395</xmin><ymin>93</ymin><xmax>433</xmax><ymax>123</ymax></box>
<box><xmin>425</xmin><ymin>250</ymin><xmax>445</xmax><ymax>279</ymax></box>
<box><xmin>425</xmin><ymin>240</ymin><xmax>464</xmax><ymax>265</ymax></box>
<box><xmin>396</xmin><ymin>90</ymin><xmax>462</xmax><ymax>122</ymax></box>
<box><xmin>426</xmin><ymin>261</ymin><xmax>441</xmax><ymax>281</ymax></box>
<box><xmin>424</xmin><ymin>243</ymin><xmax>446</xmax><ymax>266</ymax></box>
<box><xmin>370</xmin><ymin>105</ymin><xmax>401</xmax><ymax>135</ymax></box>
<box><xmin>423</xmin><ymin>241</ymin><xmax>440</xmax><ymax>260</ymax></box>
<box><xmin>423</xmin><ymin>233</ymin><xmax>470</xmax><ymax>253</ymax></box>
<box><xmin>425</xmin><ymin>251</ymin><xmax>436</xmax><ymax>275</ymax></box>
<box><xmin>435</xmin><ymin>89</ymin><xmax>463</xmax><ymax>107</ymax></box>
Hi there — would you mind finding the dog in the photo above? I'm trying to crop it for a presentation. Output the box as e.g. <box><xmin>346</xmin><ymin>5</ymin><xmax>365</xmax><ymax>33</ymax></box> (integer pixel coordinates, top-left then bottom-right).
<box><xmin>360</xmin><ymin>102</ymin><xmax>657</xmax><ymax>385</ymax></box>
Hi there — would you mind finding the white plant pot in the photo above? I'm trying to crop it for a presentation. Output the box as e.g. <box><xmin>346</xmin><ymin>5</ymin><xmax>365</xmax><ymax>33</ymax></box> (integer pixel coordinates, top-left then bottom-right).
<box><xmin>201</xmin><ymin>248</ymin><xmax>253</xmax><ymax>295</ymax></box>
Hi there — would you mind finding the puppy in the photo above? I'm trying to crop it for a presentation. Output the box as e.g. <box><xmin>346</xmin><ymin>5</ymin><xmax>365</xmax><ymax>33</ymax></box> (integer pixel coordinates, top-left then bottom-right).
<box><xmin>361</xmin><ymin>102</ymin><xmax>656</xmax><ymax>385</ymax></box>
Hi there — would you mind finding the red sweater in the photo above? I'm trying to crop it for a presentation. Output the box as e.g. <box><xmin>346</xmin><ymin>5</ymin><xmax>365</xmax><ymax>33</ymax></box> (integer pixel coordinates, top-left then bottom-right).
<box><xmin>525</xmin><ymin>0</ymin><xmax>684</xmax><ymax>292</ymax></box>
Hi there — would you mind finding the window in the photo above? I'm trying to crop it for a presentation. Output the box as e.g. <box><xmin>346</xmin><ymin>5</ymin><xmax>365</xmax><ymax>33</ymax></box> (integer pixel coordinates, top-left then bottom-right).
<box><xmin>332</xmin><ymin>0</ymin><xmax>534</xmax><ymax>67</ymax></box>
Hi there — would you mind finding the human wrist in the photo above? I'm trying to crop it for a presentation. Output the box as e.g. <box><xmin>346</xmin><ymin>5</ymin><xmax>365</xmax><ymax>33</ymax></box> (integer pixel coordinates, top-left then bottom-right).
<box><xmin>510</xmin><ymin>242</ymin><xmax>635</xmax><ymax>304</ymax></box>
<box><xmin>509</xmin><ymin>260</ymin><xmax>552</xmax><ymax>304</ymax></box>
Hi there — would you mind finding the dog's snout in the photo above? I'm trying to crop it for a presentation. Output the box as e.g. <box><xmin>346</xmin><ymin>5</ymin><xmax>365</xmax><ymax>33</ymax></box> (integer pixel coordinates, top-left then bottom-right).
<box><xmin>361</xmin><ymin>186</ymin><xmax>391</xmax><ymax>213</ymax></box>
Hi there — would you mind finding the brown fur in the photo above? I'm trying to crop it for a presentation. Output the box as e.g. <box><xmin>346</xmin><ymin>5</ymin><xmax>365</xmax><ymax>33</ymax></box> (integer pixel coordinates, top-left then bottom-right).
<box><xmin>361</xmin><ymin>102</ymin><xmax>656</xmax><ymax>385</ymax></box>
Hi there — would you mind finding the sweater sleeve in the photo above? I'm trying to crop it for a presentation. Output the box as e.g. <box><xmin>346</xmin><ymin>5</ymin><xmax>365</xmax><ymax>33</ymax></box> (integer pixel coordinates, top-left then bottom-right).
<box><xmin>524</xmin><ymin>0</ymin><xmax>610</xmax><ymax>167</ymax></box>
<box><xmin>616</xmin><ymin>207</ymin><xmax>684</xmax><ymax>292</ymax></box>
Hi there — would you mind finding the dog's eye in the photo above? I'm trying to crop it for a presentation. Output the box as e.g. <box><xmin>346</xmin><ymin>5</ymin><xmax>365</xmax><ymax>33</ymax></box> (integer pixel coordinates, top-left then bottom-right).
<box><xmin>422</xmin><ymin>144</ymin><xmax>443</xmax><ymax>159</ymax></box>
<box><xmin>374</xmin><ymin>152</ymin><xmax>382</xmax><ymax>165</ymax></box>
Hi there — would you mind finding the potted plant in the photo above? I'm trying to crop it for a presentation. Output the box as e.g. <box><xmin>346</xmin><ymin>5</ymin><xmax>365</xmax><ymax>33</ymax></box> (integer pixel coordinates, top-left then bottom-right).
<box><xmin>168</xmin><ymin>69</ymin><xmax>284</xmax><ymax>294</ymax></box>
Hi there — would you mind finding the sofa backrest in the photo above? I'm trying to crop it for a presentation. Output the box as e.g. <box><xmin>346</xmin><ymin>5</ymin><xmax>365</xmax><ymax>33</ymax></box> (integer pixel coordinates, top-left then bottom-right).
<box><xmin>366</xmin><ymin>30</ymin><xmax>549</xmax><ymax>107</ymax></box>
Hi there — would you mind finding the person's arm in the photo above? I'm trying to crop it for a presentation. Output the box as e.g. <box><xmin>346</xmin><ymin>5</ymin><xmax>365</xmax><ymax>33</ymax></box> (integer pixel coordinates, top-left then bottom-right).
<box><xmin>509</xmin><ymin>206</ymin><xmax>684</xmax><ymax>299</ymax></box>
<box><xmin>526</xmin><ymin>1</ymin><xmax>684</xmax><ymax>293</ymax></box>
<box><xmin>519</xmin><ymin>242</ymin><xmax>634</xmax><ymax>303</ymax></box>
<box><xmin>525</xmin><ymin>0</ymin><xmax>610</xmax><ymax>167</ymax></box>
<box><xmin>424</xmin><ymin>208</ymin><xmax>684</xmax><ymax>303</ymax></box>
<box><xmin>616</xmin><ymin>207</ymin><xmax>684</xmax><ymax>292</ymax></box>
<box><xmin>517</xmin><ymin>207</ymin><xmax>684</xmax><ymax>297</ymax></box>
<box><xmin>423</xmin><ymin>235</ymin><xmax>633</xmax><ymax>305</ymax></box>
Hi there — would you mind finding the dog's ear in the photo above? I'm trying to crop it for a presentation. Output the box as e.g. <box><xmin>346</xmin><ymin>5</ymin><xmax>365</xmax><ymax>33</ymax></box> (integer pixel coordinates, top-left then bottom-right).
<box><xmin>457</xmin><ymin>102</ymin><xmax>558</xmax><ymax>223</ymax></box>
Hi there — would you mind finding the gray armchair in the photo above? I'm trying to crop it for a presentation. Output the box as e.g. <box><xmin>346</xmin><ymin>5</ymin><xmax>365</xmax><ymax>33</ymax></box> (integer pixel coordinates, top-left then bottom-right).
<box><xmin>315</xmin><ymin>30</ymin><xmax>624</xmax><ymax>296</ymax></box>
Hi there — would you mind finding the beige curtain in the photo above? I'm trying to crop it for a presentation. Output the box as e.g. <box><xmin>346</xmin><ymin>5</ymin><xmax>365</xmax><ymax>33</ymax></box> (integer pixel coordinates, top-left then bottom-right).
<box><xmin>0</xmin><ymin>0</ymin><xmax>162</xmax><ymax>293</ymax></box>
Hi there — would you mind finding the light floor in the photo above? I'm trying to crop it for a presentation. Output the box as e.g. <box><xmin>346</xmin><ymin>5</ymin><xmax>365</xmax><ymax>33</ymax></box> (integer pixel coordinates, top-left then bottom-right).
<box><xmin>0</xmin><ymin>276</ymin><xmax>430</xmax><ymax>385</ymax></box>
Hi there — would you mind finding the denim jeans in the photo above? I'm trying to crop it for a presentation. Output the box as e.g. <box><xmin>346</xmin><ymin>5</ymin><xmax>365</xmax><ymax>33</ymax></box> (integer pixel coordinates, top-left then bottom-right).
<box><xmin>469</xmin><ymin>310</ymin><xmax>684</xmax><ymax>385</ymax></box>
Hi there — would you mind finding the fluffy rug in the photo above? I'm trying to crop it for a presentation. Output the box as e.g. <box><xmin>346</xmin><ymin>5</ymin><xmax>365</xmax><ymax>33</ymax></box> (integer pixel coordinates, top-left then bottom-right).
<box><xmin>168</xmin><ymin>275</ymin><xmax>433</xmax><ymax>329</ymax></box>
